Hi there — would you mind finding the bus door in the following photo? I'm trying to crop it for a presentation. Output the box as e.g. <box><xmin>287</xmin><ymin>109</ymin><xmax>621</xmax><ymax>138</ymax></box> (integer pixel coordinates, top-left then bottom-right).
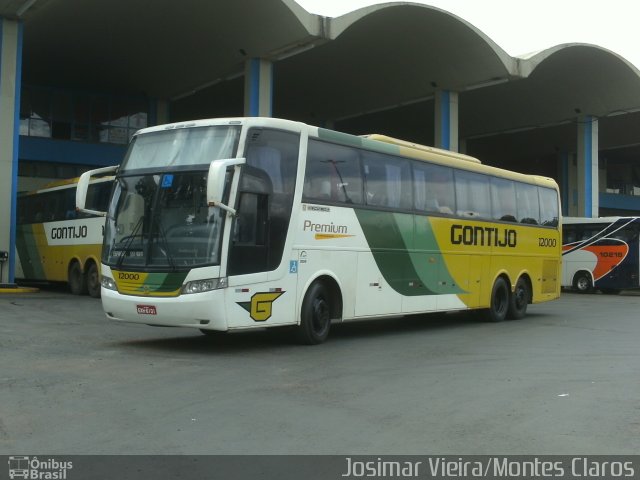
<box><xmin>225</xmin><ymin>128</ymin><xmax>300</xmax><ymax>328</ymax></box>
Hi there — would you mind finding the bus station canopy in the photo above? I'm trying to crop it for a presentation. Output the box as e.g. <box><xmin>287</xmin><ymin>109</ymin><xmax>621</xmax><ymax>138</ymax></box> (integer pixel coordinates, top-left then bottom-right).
<box><xmin>4</xmin><ymin>0</ymin><xmax>640</xmax><ymax>161</ymax></box>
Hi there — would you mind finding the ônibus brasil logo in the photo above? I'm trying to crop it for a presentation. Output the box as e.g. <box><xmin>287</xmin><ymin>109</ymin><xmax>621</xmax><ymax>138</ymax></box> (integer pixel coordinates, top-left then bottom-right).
<box><xmin>8</xmin><ymin>456</ymin><xmax>73</xmax><ymax>479</ymax></box>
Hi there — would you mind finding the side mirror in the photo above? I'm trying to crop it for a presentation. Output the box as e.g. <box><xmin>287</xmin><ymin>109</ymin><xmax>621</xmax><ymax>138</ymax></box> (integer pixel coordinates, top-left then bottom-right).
<box><xmin>76</xmin><ymin>165</ymin><xmax>118</xmax><ymax>216</ymax></box>
<box><xmin>207</xmin><ymin>158</ymin><xmax>246</xmax><ymax>215</ymax></box>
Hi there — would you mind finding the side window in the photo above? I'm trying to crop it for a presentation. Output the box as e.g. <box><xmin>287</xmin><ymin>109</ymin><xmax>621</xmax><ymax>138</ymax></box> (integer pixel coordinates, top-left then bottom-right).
<box><xmin>362</xmin><ymin>152</ymin><xmax>412</xmax><ymax>209</ymax></box>
<box><xmin>516</xmin><ymin>182</ymin><xmax>540</xmax><ymax>224</ymax></box>
<box><xmin>413</xmin><ymin>162</ymin><xmax>455</xmax><ymax>215</ymax></box>
<box><xmin>42</xmin><ymin>190</ymin><xmax>66</xmax><ymax>222</ymax></box>
<box><xmin>490</xmin><ymin>177</ymin><xmax>517</xmax><ymax>222</ymax></box>
<box><xmin>563</xmin><ymin>226</ymin><xmax>576</xmax><ymax>244</ymax></box>
<box><xmin>454</xmin><ymin>170</ymin><xmax>491</xmax><ymax>219</ymax></box>
<box><xmin>538</xmin><ymin>187</ymin><xmax>559</xmax><ymax>227</ymax></box>
<box><xmin>303</xmin><ymin>140</ymin><xmax>363</xmax><ymax>204</ymax></box>
<box><xmin>64</xmin><ymin>188</ymin><xmax>78</xmax><ymax>219</ymax></box>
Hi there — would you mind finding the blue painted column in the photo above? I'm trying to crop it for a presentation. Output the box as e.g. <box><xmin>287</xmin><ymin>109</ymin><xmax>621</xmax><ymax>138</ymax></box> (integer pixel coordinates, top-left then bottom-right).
<box><xmin>0</xmin><ymin>18</ymin><xmax>23</xmax><ymax>284</ymax></box>
<box><xmin>244</xmin><ymin>58</ymin><xmax>273</xmax><ymax>117</ymax></box>
<box><xmin>434</xmin><ymin>89</ymin><xmax>458</xmax><ymax>151</ymax></box>
<box><xmin>576</xmin><ymin>116</ymin><xmax>599</xmax><ymax>217</ymax></box>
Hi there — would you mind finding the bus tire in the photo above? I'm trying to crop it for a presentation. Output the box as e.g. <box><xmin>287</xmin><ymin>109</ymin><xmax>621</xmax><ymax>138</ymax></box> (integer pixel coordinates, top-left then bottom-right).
<box><xmin>507</xmin><ymin>276</ymin><xmax>529</xmax><ymax>320</ymax></box>
<box><xmin>573</xmin><ymin>271</ymin><xmax>593</xmax><ymax>293</ymax></box>
<box><xmin>486</xmin><ymin>276</ymin><xmax>509</xmax><ymax>322</ymax></box>
<box><xmin>86</xmin><ymin>262</ymin><xmax>101</xmax><ymax>298</ymax></box>
<box><xmin>297</xmin><ymin>281</ymin><xmax>332</xmax><ymax>345</ymax></box>
<box><xmin>68</xmin><ymin>262</ymin><xmax>87</xmax><ymax>295</ymax></box>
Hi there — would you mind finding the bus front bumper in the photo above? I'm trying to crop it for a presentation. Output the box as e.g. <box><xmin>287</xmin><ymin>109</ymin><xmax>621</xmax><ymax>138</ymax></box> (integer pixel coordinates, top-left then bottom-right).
<box><xmin>101</xmin><ymin>287</ymin><xmax>228</xmax><ymax>331</ymax></box>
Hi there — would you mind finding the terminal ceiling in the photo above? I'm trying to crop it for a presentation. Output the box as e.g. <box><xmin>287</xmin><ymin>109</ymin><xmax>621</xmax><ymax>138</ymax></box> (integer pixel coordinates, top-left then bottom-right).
<box><xmin>6</xmin><ymin>0</ymin><xmax>640</xmax><ymax>169</ymax></box>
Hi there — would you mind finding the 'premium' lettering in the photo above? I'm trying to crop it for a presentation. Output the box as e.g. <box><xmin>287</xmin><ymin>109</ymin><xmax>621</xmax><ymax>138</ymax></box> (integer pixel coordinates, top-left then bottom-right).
<box><xmin>303</xmin><ymin>220</ymin><xmax>348</xmax><ymax>234</ymax></box>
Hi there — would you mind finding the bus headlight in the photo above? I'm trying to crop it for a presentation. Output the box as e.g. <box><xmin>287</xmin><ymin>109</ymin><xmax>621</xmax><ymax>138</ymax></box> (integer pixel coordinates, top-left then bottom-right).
<box><xmin>101</xmin><ymin>275</ymin><xmax>117</xmax><ymax>291</ymax></box>
<box><xmin>181</xmin><ymin>277</ymin><xmax>227</xmax><ymax>294</ymax></box>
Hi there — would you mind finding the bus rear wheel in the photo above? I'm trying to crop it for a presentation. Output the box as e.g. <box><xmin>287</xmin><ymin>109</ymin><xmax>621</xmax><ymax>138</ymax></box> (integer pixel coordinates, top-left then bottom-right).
<box><xmin>297</xmin><ymin>281</ymin><xmax>332</xmax><ymax>345</ymax></box>
<box><xmin>573</xmin><ymin>272</ymin><xmax>593</xmax><ymax>293</ymax></box>
<box><xmin>507</xmin><ymin>277</ymin><xmax>529</xmax><ymax>320</ymax></box>
<box><xmin>68</xmin><ymin>262</ymin><xmax>87</xmax><ymax>295</ymax></box>
<box><xmin>486</xmin><ymin>276</ymin><xmax>509</xmax><ymax>322</ymax></box>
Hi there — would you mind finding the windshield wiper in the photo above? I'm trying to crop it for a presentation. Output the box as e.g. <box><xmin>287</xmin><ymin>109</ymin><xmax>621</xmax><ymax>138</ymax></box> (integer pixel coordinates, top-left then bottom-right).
<box><xmin>116</xmin><ymin>216</ymin><xmax>144</xmax><ymax>269</ymax></box>
<box><xmin>152</xmin><ymin>214</ymin><xmax>176</xmax><ymax>271</ymax></box>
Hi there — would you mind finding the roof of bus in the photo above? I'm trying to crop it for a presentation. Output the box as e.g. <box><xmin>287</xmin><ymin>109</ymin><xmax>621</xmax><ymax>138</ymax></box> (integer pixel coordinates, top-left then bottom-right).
<box><xmin>563</xmin><ymin>216</ymin><xmax>638</xmax><ymax>224</ymax></box>
<box><xmin>133</xmin><ymin>117</ymin><xmax>558</xmax><ymax>191</ymax></box>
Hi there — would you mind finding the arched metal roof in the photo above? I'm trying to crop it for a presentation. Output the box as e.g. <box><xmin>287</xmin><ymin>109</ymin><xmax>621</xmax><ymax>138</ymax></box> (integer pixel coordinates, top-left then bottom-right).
<box><xmin>6</xmin><ymin>0</ymin><xmax>640</xmax><ymax>147</ymax></box>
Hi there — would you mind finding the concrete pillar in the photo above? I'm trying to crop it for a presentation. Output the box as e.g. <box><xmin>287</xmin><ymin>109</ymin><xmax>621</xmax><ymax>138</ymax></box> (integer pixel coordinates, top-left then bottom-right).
<box><xmin>154</xmin><ymin>99</ymin><xmax>170</xmax><ymax>125</ymax></box>
<box><xmin>0</xmin><ymin>18</ymin><xmax>23</xmax><ymax>285</ymax></box>
<box><xmin>434</xmin><ymin>90</ymin><xmax>458</xmax><ymax>151</ymax></box>
<box><xmin>558</xmin><ymin>151</ymin><xmax>570</xmax><ymax>216</ymax></box>
<box><xmin>576</xmin><ymin>116</ymin><xmax>599</xmax><ymax>217</ymax></box>
<box><xmin>244</xmin><ymin>58</ymin><xmax>273</xmax><ymax>117</ymax></box>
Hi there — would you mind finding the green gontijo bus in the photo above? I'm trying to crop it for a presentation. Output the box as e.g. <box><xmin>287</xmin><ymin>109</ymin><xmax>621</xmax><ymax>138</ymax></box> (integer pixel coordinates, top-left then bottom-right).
<box><xmin>16</xmin><ymin>176</ymin><xmax>112</xmax><ymax>297</ymax></box>
<box><xmin>76</xmin><ymin>117</ymin><xmax>561</xmax><ymax>344</ymax></box>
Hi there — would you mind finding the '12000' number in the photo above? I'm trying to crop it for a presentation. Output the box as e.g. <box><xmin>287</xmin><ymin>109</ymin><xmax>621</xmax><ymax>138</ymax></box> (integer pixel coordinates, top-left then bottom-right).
<box><xmin>539</xmin><ymin>237</ymin><xmax>557</xmax><ymax>247</ymax></box>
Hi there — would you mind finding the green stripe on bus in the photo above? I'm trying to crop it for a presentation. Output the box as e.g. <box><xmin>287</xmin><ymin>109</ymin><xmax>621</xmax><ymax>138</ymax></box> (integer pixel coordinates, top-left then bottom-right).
<box><xmin>144</xmin><ymin>272</ymin><xmax>189</xmax><ymax>292</ymax></box>
<box><xmin>355</xmin><ymin>210</ymin><xmax>464</xmax><ymax>296</ymax></box>
<box><xmin>16</xmin><ymin>225</ymin><xmax>45</xmax><ymax>280</ymax></box>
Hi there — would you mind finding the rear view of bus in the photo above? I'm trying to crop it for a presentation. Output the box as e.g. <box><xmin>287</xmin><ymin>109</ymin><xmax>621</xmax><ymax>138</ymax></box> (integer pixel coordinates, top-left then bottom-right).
<box><xmin>562</xmin><ymin>216</ymin><xmax>640</xmax><ymax>294</ymax></box>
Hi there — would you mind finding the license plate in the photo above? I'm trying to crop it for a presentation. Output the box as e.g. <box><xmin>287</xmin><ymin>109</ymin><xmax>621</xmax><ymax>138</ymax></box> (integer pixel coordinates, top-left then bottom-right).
<box><xmin>136</xmin><ymin>305</ymin><xmax>157</xmax><ymax>315</ymax></box>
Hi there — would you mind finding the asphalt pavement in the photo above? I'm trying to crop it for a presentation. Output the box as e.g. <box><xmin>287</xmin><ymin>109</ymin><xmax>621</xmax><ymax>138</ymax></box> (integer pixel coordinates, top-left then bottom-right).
<box><xmin>1</xmin><ymin>288</ymin><xmax>639</xmax><ymax>454</ymax></box>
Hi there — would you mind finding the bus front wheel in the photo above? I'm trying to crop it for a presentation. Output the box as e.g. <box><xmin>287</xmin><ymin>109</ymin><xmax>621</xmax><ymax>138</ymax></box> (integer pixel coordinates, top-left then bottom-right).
<box><xmin>297</xmin><ymin>282</ymin><xmax>332</xmax><ymax>345</ymax></box>
<box><xmin>486</xmin><ymin>276</ymin><xmax>509</xmax><ymax>322</ymax></box>
<box><xmin>68</xmin><ymin>262</ymin><xmax>87</xmax><ymax>295</ymax></box>
<box><xmin>573</xmin><ymin>272</ymin><xmax>593</xmax><ymax>293</ymax></box>
<box><xmin>86</xmin><ymin>262</ymin><xmax>101</xmax><ymax>298</ymax></box>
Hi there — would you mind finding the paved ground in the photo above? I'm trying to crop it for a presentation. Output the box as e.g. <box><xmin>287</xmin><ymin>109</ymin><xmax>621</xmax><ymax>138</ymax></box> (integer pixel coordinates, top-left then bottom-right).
<box><xmin>1</xmin><ymin>287</ymin><xmax>639</xmax><ymax>454</ymax></box>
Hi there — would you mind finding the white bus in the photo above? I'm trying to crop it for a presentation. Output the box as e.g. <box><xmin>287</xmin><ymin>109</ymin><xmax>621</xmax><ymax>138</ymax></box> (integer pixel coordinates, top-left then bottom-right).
<box><xmin>77</xmin><ymin>117</ymin><xmax>561</xmax><ymax>344</ymax></box>
<box><xmin>562</xmin><ymin>216</ymin><xmax>640</xmax><ymax>293</ymax></box>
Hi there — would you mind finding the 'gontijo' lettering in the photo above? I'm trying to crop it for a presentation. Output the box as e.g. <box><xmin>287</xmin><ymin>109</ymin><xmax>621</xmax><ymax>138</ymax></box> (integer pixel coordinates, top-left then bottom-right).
<box><xmin>51</xmin><ymin>225</ymin><xmax>88</xmax><ymax>239</ymax></box>
<box><xmin>451</xmin><ymin>225</ymin><xmax>517</xmax><ymax>247</ymax></box>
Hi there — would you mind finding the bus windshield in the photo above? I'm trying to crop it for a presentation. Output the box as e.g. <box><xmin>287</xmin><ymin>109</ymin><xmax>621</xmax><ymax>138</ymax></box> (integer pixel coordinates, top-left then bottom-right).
<box><xmin>103</xmin><ymin>172</ymin><xmax>227</xmax><ymax>269</ymax></box>
<box><xmin>121</xmin><ymin>125</ymin><xmax>240</xmax><ymax>172</ymax></box>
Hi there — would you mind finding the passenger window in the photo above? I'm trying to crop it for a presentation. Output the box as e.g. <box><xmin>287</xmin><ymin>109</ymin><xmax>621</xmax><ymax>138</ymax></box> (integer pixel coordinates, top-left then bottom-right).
<box><xmin>538</xmin><ymin>187</ymin><xmax>559</xmax><ymax>227</ymax></box>
<box><xmin>516</xmin><ymin>183</ymin><xmax>540</xmax><ymax>224</ymax></box>
<box><xmin>563</xmin><ymin>228</ymin><xmax>576</xmax><ymax>244</ymax></box>
<box><xmin>490</xmin><ymin>177</ymin><xmax>517</xmax><ymax>222</ymax></box>
<box><xmin>455</xmin><ymin>170</ymin><xmax>491</xmax><ymax>219</ymax></box>
<box><xmin>304</xmin><ymin>140</ymin><xmax>363</xmax><ymax>204</ymax></box>
<box><xmin>413</xmin><ymin>162</ymin><xmax>455</xmax><ymax>214</ymax></box>
<box><xmin>362</xmin><ymin>152</ymin><xmax>412</xmax><ymax>209</ymax></box>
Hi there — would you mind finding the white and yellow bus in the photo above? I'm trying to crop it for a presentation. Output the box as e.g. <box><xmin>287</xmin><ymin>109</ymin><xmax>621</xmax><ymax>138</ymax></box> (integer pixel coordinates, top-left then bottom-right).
<box><xmin>16</xmin><ymin>176</ymin><xmax>112</xmax><ymax>297</ymax></box>
<box><xmin>77</xmin><ymin>117</ymin><xmax>561</xmax><ymax>344</ymax></box>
